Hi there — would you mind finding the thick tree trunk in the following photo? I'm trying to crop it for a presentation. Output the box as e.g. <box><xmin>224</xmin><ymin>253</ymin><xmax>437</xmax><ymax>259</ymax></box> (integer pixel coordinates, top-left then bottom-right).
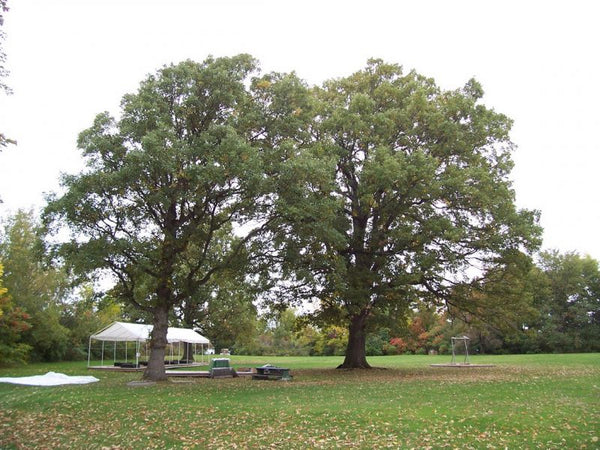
<box><xmin>143</xmin><ymin>304</ymin><xmax>169</xmax><ymax>381</ymax></box>
<box><xmin>337</xmin><ymin>313</ymin><xmax>371</xmax><ymax>369</ymax></box>
<box><xmin>180</xmin><ymin>342</ymin><xmax>194</xmax><ymax>363</ymax></box>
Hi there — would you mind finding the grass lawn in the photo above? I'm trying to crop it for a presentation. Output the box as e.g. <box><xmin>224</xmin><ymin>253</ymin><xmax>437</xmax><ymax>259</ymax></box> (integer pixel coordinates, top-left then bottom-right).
<box><xmin>1</xmin><ymin>354</ymin><xmax>598</xmax><ymax>449</ymax></box>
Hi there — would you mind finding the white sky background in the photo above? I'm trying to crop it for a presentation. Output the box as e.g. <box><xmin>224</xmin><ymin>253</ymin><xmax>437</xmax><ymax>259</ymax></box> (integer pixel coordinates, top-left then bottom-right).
<box><xmin>0</xmin><ymin>0</ymin><xmax>599</xmax><ymax>260</ymax></box>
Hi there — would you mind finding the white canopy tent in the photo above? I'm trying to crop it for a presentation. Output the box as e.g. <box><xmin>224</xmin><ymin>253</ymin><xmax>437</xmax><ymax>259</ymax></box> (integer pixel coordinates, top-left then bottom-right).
<box><xmin>88</xmin><ymin>321</ymin><xmax>210</xmax><ymax>368</ymax></box>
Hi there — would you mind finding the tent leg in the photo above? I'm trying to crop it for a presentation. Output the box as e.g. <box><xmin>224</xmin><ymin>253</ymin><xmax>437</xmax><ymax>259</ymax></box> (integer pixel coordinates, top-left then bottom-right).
<box><xmin>101</xmin><ymin>341</ymin><xmax>105</xmax><ymax>367</ymax></box>
<box><xmin>87</xmin><ymin>337</ymin><xmax>92</xmax><ymax>368</ymax></box>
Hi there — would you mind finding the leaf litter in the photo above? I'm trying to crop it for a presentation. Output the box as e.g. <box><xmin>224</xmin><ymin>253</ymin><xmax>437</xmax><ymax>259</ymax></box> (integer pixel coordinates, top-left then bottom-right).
<box><xmin>0</xmin><ymin>361</ymin><xmax>597</xmax><ymax>449</ymax></box>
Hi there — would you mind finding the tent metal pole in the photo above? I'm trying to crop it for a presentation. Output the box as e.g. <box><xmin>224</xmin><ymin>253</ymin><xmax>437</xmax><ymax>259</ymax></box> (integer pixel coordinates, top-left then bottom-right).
<box><xmin>114</xmin><ymin>341</ymin><xmax>116</xmax><ymax>363</ymax></box>
<box><xmin>101</xmin><ymin>341</ymin><xmax>105</xmax><ymax>367</ymax></box>
<box><xmin>135</xmin><ymin>341</ymin><xmax>139</xmax><ymax>367</ymax></box>
<box><xmin>125</xmin><ymin>340</ymin><xmax>128</xmax><ymax>363</ymax></box>
<box><xmin>87</xmin><ymin>337</ymin><xmax>92</xmax><ymax>368</ymax></box>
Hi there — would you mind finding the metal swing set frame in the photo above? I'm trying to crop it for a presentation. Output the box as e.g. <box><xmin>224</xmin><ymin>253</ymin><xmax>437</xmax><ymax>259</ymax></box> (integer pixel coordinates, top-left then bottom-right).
<box><xmin>450</xmin><ymin>335</ymin><xmax>471</xmax><ymax>365</ymax></box>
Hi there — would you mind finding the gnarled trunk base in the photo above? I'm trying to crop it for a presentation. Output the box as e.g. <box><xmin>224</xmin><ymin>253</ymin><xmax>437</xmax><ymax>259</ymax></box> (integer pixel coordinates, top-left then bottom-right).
<box><xmin>180</xmin><ymin>342</ymin><xmax>194</xmax><ymax>363</ymax></box>
<box><xmin>337</xmin><ymin>313</ymin><xmax>372</xmax><ymax>369</ymax></box>
<box><xmin>143</xmin><ymin>305</ymin><xmax>169</xmax><ymax>381</ymax></box>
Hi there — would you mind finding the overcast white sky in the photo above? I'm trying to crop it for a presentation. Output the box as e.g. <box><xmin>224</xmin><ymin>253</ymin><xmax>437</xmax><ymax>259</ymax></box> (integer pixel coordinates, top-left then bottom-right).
<box><xmin>0</xmin><ymin>0</ymin><xmax>599</xmax><ymax>260</ymax></box>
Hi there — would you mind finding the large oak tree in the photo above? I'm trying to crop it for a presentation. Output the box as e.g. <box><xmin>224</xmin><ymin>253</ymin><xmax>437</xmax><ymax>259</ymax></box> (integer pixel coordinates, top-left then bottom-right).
<box><xmin>268</xmin><ymin>60</ymin><xmax>541</xmax><ymax>368</ymax></box>
<box><xmin>44</xmin><ymin>55</ymin><xmax>275</xmax><ymax>380</ymax></box>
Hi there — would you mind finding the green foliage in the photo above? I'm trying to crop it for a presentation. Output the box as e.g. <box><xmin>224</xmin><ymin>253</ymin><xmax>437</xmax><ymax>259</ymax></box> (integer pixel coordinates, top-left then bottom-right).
<box><xmin>175</xmin><ymin>265</ymin><xmax>260</xmax><ymax>353</ymax></box>
<box><xmin>383</xmin><ymin>250</ymin><xmax>600</xmax><ymax>356</ymax></box>
<box><xmin>270</xmin><ymin>308</ymin><xmax>300</xmax><ymax>355</ymax></box>
<box><xmin>0</xmin><ymin>262</ymin><xmax>32</xmax><ymax>365</ymax></box>
<box><xmin>438</xmin><ymin>251</ymin><xmax>600</xmax><ymax>355</ymax></box>
<box><xmin>0</xmin><ymin>210</ymin><xmax>71</xmax><ymax>362</ymax></box>
<box><xmin>266</xmin><ymin>59</ymin><xmax>542</xmax><ymax>367</ymax></box>
<box><xmin>43</xmin><ymin>55</ymin><xmax>278</xmax><ymax>379</ymax></box>
<box><xmin>45</xmin><ymin>56</ymin><xmax>264</xmax><ymax>307</ymax></box>
<box><xmin>365</xmin><ymin>328</ymin><xmax>388</xmax><ymax>356</ymax></box>
<box><xmin>526</xmin><ymin>251</ymin><xmax>600</xmax><ymax>352</ymax></box>
<box><xmin>230</xmin><ymin>309</ymin><xmax>348</xmax><ymax>357</ymax></box>
<box><xmin>235</xmin><ymin>310</ymin><xmax>310</xmax><ymax>356</ymax></box>
<box><xmin>312</xmin><ymin>325</ymin><xmax>348</xmax><ymax>356</ymax></box>
<box><xmin>448</xmin><ymin>250</ymin><xmax>537</xmax><ymax>329</ymax></box>
<box><xmin>59</xmin><ymin>285</ymin><xmax>123</xmax><ymax>360</ymax></box>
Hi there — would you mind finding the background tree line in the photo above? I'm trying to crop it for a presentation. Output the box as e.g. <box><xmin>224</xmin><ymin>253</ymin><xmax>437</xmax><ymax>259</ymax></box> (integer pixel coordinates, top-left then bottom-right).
<box><xmin>1</xmin><ymin>207</ymin><xmax>598</xmax><ymax>365</ymax></box>
<box><xmin>222</xmin><ymin>247</ymin><xmax>600</xmax><ymax>356</ymax></box>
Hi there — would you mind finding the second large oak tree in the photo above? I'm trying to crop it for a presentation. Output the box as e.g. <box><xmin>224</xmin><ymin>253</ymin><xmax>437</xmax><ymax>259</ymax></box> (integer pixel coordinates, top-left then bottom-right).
<box><xmin>268</xmin><ymin>60</ymin><xmax>541</xmax><ymax>368</ymax></box>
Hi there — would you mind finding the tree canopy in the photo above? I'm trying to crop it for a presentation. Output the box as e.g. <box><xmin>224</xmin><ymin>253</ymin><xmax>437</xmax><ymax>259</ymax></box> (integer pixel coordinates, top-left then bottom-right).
<box><xmin>44</xmin><ymin>55</ymin><xmax>275</xmax><ymax>380</ymax></box>
<box><xmin>265</xmin><ymin>59</ymin><xmax>542</xmax><ymax>368</ymax></box>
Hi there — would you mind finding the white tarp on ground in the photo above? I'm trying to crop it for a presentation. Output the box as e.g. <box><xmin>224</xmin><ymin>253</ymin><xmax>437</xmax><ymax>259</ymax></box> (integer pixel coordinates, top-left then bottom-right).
<box><xmin>90</xmin><ymin>321</ymin><xmax>210</xmax><ymax>344</ymax></box>
<box><xmin>0</xmin><ymin>372</ymin><xmax>99</xmax><ymax>386</ymax></box>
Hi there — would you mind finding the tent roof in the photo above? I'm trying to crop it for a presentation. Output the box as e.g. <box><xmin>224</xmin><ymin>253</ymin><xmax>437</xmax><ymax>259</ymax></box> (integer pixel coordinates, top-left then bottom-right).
<box><xmin>91</xmin><ymin>321</ymin><xmax>209</xmax><ymax>344</ymax></box>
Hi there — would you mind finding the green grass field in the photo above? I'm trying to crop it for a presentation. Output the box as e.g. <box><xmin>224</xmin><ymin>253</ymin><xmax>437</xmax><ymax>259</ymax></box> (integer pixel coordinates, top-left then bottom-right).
<box><xmin>1</xmin><ymin>354</ymin><xmax>598</xmax><ymax>449</ymax></box>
